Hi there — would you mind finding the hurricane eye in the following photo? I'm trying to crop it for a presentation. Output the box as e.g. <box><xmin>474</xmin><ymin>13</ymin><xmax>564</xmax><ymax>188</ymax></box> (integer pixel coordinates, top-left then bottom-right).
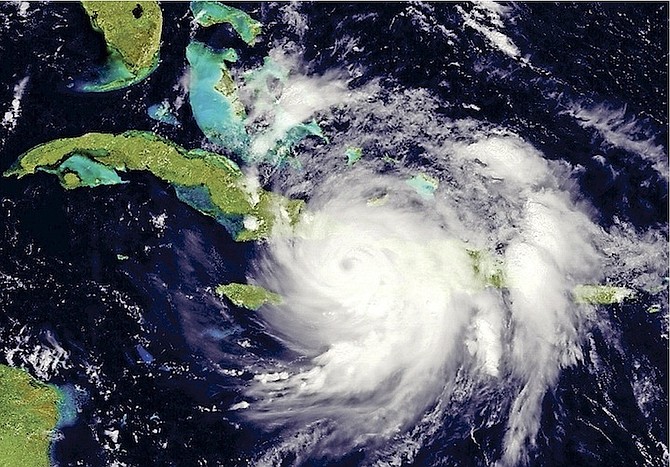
<box><xmin>340</xmin><ymin>258</ymin><xmax>355</xmax><ymax>271</ymax></box>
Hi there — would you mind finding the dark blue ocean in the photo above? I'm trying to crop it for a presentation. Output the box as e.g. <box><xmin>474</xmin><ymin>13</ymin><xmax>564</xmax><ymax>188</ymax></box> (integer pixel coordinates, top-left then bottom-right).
<box><xmin>0</xmin><ymin>3</ymin><xmax>666</xmax><ymax>466</ymax></box>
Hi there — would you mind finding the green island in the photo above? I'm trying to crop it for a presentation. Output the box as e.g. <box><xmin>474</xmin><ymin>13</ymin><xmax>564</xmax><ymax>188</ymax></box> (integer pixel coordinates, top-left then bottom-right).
<box><xmin>467</xmin><ymin>249</ymin><xmax>506</xmax><ymax>289</ymax></box>
<box><xmin>79</xmin><ymin>1</ymin><xmax>163</xmax><ymax>91</ymax></box>
<box><xmin>466</xmin><ymin>249</ymin><xmax>636</xmax><ymax>304</ymax></box>
<box><xmin>4</xmin><ymin>131</ymin><xmax>304</xmax><ymax>241</ymax></box>
<box><xmin>216</xmin><ymin>283</ymin><xmax>282</xmax><ymax>311</ymax></box>
<box><xmin>0</xmin><ymin>364</ymin><xmax>62</xmax><ymax>467</ymax></box>
<box><xmin>190</xmin><ymin>1</ymin><xmax>262</xmax><ymax>45</ymax></box>
<box><xmin>573</xmin><ymin>284</ymin><xmax>635</xmax><ymax>304</ymax></box>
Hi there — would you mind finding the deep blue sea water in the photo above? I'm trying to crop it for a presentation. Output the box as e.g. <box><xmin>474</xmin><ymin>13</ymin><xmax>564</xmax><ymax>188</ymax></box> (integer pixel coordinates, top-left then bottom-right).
<box><xmin>0</xmin><ymin>3</ymin><xmax>667</xmax><ymax>466</ymax></box>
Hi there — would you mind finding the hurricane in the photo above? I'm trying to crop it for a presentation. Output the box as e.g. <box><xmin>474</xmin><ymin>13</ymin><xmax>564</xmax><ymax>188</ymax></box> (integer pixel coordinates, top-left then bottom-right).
<box><xmin>0</xmin><ymin>3</ymin><xmax>666</xmax><ymax>467</ymax></box>
<box><xmin>227</xmin><ymin>77</ymin><xmax>641</xmax><ymax>464</ymax></box>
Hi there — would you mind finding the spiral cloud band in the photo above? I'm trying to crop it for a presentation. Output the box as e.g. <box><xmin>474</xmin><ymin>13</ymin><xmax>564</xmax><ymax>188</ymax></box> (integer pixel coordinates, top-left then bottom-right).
<box><xmin>237</xmin><ymin>112</ymin><xmax>612</xmax><ymax>464</ymax></box>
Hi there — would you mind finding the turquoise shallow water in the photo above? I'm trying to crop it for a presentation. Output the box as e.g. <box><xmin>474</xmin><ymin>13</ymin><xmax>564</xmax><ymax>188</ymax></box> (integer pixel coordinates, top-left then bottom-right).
<box><xmin>56</xmin><ymin>384</ymin><xmax>79</xmax><ymax>429</ymax></box>
<box><xmin>0</xmin><ymin>2</ymin><xmax>666</xmax><ymax>466</ymax></box>
<box><xmin>44</xmin><ymin>154</ymin><xmax>124</xmax><ymax>188</ymax></box>
<box><xmin>186</xmin><ymin>41</ymin><xmax>250</xmax><ymax>157</ymax></box>
<box><xmin>75</xmin><ymin>49</ymin><xmax>147</xmax><ymax>93</ymax></box>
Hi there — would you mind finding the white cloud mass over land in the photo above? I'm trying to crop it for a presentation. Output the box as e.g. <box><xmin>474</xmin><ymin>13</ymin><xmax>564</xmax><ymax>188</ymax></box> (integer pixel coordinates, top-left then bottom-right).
<box><xmin>216</xmin><ymin>65</ymin><xmax>667</xmax><ymax>465</ymax></box>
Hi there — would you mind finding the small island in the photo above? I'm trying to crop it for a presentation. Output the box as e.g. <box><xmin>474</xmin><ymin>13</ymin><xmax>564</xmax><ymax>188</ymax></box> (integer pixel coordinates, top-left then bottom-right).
<box><xmin>190</xmin><ymin>1</ymin><xmax>262</xmax><ymax>45</ymax></box>
<box><xmin>216</xmin><ymin>283</ymin><xmax>282</xmax><ymax>310</ymax></box>
<box><xmin>573</xmin><ymin>284</ymin><xmax>635</xmax><ymax>304</ymax></box>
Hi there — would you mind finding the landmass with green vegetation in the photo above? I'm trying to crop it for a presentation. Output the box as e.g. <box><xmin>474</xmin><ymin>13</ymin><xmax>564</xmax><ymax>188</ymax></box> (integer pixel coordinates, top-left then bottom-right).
<box><xmin>216</xmin><ymin>283</ymin><xmax>282</xmax><ymax>310</ymax></box>
<box><xmin>4</xmin><ymin>131</ymin><xmax>304</xmax><ymax>241</ymax></box>
<box><xmin>190</xmin><ymin>1</ymin><xmax>262</xmax><ymax>45</ymax></box>
<box><xmin>573</xmin><ymin>284</ymin><xmax>635</xmax><ymax>304</ymax></box>
<box><xmin>465</xmin><ymin>249</ymin><xmax>637</xmax><ymax>305</ymax></box>
<box><xmin>79</xmin><ymin>1</ymin><xmax>163</xmax><ymax>91</ymax></box>
<box><xmin>0</xmin><ymin>364</ymin><xmax>62</xmax><ymax>467</ymax></box>
<box><xmin>467</xmin><ymin>249</ymin><xmax>506</xmax><ymax>289</ymax></box>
